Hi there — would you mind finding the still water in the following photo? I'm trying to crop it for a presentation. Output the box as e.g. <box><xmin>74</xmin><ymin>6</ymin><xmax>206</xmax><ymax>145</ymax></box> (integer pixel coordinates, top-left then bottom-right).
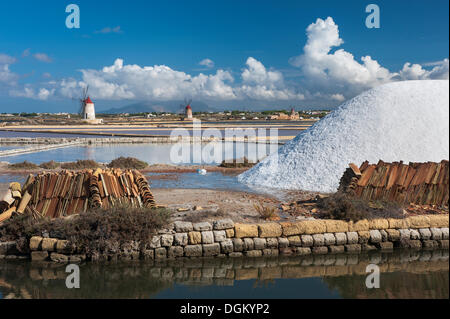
<box><xmin>0</xmin><ymin>250</ymin><xmax>448</xmax><ymax>299</ymax></box>
<box><xmin>0</xmin><ymin>142</ymin><xmax>278</xmax><ymax>165</ymax></box>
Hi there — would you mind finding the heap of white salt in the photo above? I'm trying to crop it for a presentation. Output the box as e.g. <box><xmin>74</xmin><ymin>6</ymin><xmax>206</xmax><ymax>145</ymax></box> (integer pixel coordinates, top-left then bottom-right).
<box><xmin>238</xmin><ymin>80</ymin><xmax>449</xmax><ymax>193</ymax></box>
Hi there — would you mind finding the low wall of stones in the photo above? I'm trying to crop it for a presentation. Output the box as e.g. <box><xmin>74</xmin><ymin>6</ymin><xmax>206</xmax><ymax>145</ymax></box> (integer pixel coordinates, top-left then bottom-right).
<box><xmin>3</xmin><ymin>214</ymin><xmax>445</xmax><ymax>263</ymax></box>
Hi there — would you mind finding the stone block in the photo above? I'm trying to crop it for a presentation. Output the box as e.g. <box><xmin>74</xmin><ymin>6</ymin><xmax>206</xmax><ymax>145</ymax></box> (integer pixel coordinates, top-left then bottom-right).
<box><xmin>328</xmin><ymin>245</ymin><xmax>345</xmax><ymax>254</ymax></box>
<box><xmin>428</xmin><ymin>215</ymin><xmax>449</xmax><ymax>228</ymax></box>
<box><xmin>41</xmin><ymin>238</ymin><xmax>57</xmax><ymax>251</ymax></box>
<box><xmin>408</xmin><ymin>216</ymin><xmax>430</xmax><ymax>229</ymax></box>
<box><xmin>168</xmin><ymin>246</ymin><xmax>184</xmax><ymax>258</ymax></box>
<box><xmin>229</xmin><ymin>252</ymin><xmax>243</xmax><ymax>258</ymax></box>
<box><xmin>278</xmin><ymin>237</ymin><xmax>289</xmax><ymax>248</ymax></box>
<box><xmin>280</xmin><ymin>222</ymin><xmax>305</xmax><ymax>236</ymax></box>
<box><xmin>258</xmin><ymin>223</ymin><xmax>282</xmax><ymax>237</ymax></box>
<box><xmin>358</xmin><ymin>231</ymin><xmax>370</xmax><ymax>244</ymax></box>
<box><xmin>409</xmin><ymin>229</ymin><xmax>420</xmax><ymax>240</ymax></box>
<box><xmin>441</xmin><ymin>228</ymin><xmax>449</xmax><ymax>240</ymax></box>
<box><xmin>173</xmin><ymin>221</ymin><xmax>193</xmax><ymax>232</ymax></box>
<box><xmin>174</xmin><ymin>233</ymin><xmax>188</xmax><ymax>246</ymax></box>
<box><xmin>312</xmin><ymin>234</ymin><xmax>325</xmax><ymax>246</ymax></box>
<box><xmin>184</xmin><ymin>245</ymin><xmax>202</xmax><ymax>257</ymax></box>
<box><xmin>301</xmin><ymin>235</ymin><xmax>313</xmax><ymax>247</ymax></box>
<box><xmin>234</xmin><ymin>224</ymin><xmax>258</xmax><ymax>238</ymax></box>
<box><xmin>399</xmin><ymin>229</ymin><xmax>411</xmax><ymax>240</ymax></box>
<box><xmin>388</xmin><ymin>218</ymin><xmax>410</xmax><ymax>229</ymax></box>
<box><xmin>348</xmin><ymin>219</ymin><xmax>369</xmax><ymax>232</ymax></box>
<box><xmin>243</xmin><ymin>238</ymin><xmax>254</xmax><ymax>251</ymax></box>
<box><xmin>154</xmin><ymin>247</ymin><xmax>167</xmax><ymax>259</ymax></box>
<box><xmin>312</xmin><ymin>246</ymin><xmax>328</xmax><ymax>254</ymax></box>
<box><xmin>380</xmin><ymin>230</ymin><xmax>388</xmax><ymax>241</ymax></box>
<box><xmin>346</xmin><ymin>232</ymin><xmax>359</xmax><ymax>244</ymax></box>
<box><xmin>386</xmin><ymin>229</ymin><xmax>400</xmax><ymax>241</ymax></box>
<box><xmin>335</xmin><ymin>232</ymin><xmax>347</xmax><ymax>245</ymax></box>
<box><xmin>288</xmin><ymin>236</ymin><xmax>302</xmax><ymax>247</ymax></box>
<box><xmin>253</xmin><ymin>238</ymin><xmax>267</xmax><ymax>250</ymax></box>
<box><xmin>303</xmin><ymin>220</ymin><xmax>326</xmax><ymax>234</ymax></box>
<box><xmin>188</xmin><ymin>231</ymin><xmax>202</xmax><ymax>245</ymax></box>
<box><xmin>430</xmin><ymin>228</ymin><xmax>443</xmax><ymax>240</ymax></box>
<box><xmin>225</xmin><ymin>229</ymin><xmax>235</xmax><ymax>238</ymax></box>
<box><xmin>266</xmin><ymin>238</ymin><xmax>278</xmax><ymax>248</ymax></box>
<box><xmin>345</xmin><ymin>244</ymin><xmax>362</xmax><ymax>253</ymax></box>
<box><xmin>160</xmin><ymin>234</ymin><xmax>174</xmax><ymax>247</ymax></box>
<box><xmin>31</xmin><ymin>251</ymin><xmax>48</xmax><ymax>261</ymax></box>
<box><xmin>193</xmin><ymin>222</ymin><xmax>212</xmax><ymax>231</ymax></box>
<box><xmin>369</xmin><ymin>230</ymin><xmax>382</xmax><ymax>243</ymax></box>
<box><xmin>439</xmin><ymin>240</ymin><xmax>449</xmax><ymax>249</ymax></box>
<box><xmin>213</xmin><ymin>230</ymin><xmax>227</xmax><ymax>242</ymax></box>
<box><xmin>50</xmin><ymin>253</ymin><xmax>69</xmax><ymax>263</ymax></box>
<box><xmin>323</xmin><ymin>220</ymin><xmax>348</xmax><ymax>233</ymax></box>
<box><xmin>143</xmin><ymin>249</ymin><xmax>154</xmax><ymax>260</ymax></box>
<box><xmin>369</xmin><ymin>219</ymin><xmax>389</xmax><ymax>230</ymax></box>
<box><xmin>29</xmin><ymin>236</ymin><xmax>43</xmax><ymax>251</ymax></box>
<box><xmin>213</xmin><ymin>219</ymin><xmax>234</xmax><ymax>230</ymax></box>
<box><xmin>422</xmin><ymin>240</ymin><xmax>439</xmax><ymax>249</ymax></box>
<box><xmin>419</xmin><ymin>228</ymin><xmax>432</xmax><ymax>240</ymax></box>
<box><xmin>232</xmin><ymin>238</ymin><xmax>244</xmax><ymax>252</ymax></box>
<box><xmin>323</xmin><ymin>233</ymin><xmax>336</xmax><ymax>246</ymax></box>
<box><xmin>220</xmin><ymin>239</ymin><xmax>234</xmax><ymax>254</ymax></box>
<box><xmin>408</xmin><ymin>240</ymin><xmax>422</xmax><ymax>250</ymax></box>
<box><xmin>149</xmin><ymin>235</ymin><xmax>161</xmax><ymax>248</ymax></box>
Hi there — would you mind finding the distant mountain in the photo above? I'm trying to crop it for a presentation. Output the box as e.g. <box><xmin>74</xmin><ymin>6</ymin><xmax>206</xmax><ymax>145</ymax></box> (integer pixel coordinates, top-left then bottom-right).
<box><xmin>100</xmin><ymin>100</ymin><xmax>214</xmax><ymax>114</ymax></box>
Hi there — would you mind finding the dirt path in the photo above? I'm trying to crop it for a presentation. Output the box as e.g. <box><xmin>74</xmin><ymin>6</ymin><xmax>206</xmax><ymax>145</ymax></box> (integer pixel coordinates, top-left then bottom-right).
<box><xmin>152</xmin><ymin>188</ymin><xmax>284</xmax><ymax>223</ymax></box>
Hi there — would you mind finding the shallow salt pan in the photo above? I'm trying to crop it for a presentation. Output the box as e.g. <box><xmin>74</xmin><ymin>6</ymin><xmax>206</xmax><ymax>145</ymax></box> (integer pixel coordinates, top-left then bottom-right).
<box><xmin>238</xmin><ymin>80</ymin><xmax>450</xmax><ymax>193</ymax></box>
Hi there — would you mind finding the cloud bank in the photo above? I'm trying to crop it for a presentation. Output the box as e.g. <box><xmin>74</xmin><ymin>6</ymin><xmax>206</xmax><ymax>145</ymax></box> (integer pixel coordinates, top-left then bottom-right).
<box><xmin>8</xmin><ymin>17</ymin><xmax>448</xmax><ymax>104</ymax></box>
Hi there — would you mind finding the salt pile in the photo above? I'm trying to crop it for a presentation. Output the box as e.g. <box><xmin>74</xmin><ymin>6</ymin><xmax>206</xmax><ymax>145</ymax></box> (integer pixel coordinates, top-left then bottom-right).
<box><xmin>238</xmin><ymin>80</ymin><xmax>449</xmax><ymax>193</ymax></box>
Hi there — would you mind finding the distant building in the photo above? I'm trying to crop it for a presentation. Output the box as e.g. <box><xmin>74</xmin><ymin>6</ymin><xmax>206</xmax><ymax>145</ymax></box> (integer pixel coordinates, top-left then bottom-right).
<box><xmin>289</xmin><ymin>108</ymin><xmax>300</xmax><ymax>120</ymax></box>
<box><xmin>81</xmin><ymin>97</ymin><xmax>103</xmax><ymax>124</ymax></box>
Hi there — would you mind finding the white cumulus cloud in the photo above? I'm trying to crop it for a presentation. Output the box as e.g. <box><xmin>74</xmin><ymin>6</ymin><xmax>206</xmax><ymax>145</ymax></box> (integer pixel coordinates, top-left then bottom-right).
<box><xmin>199</xmin><ymin>58</ymin><xmax>215</xmax><ymax>68</ymax></box>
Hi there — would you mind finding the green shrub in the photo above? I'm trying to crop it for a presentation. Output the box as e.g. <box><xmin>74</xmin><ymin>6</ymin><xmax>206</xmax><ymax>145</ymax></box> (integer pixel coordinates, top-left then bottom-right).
<box><xmin>108</xmin><ymin>157</ymin><xmax>148</xmax><ymax>170</ymax></box>
<box><xmin>7</xmin><ymin>161</ymin><xmax>39</xmax><ymax>170</ymax></box>
<box><xmin>39</xmin><ymin>160</ymin><xmax>60</xmax><ymax>169</ymax></box>
<box><xmin>61</xmin><ymin>159</ymin><xmax>100</xmax><ymax>169</ymax></box>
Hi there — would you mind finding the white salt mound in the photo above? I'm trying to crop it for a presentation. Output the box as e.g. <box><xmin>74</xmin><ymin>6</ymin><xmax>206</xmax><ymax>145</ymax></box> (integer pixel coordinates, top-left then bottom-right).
<box><xmin>238</xmin><ymin>80</ymin><xmax>450</xmax><ymax>193</ymax></box>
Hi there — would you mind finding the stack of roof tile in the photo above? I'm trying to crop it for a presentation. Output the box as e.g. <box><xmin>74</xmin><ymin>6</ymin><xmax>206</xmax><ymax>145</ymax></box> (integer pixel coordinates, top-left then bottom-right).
<box><xmin>19</xmin><ymin>168</ymin><xmax>155</xmax><ymax>218</ymax></box>
<box><xmin>339</xmin><ymin>160</ymin><xmax>449</xmax><ymax>206</ymax></box>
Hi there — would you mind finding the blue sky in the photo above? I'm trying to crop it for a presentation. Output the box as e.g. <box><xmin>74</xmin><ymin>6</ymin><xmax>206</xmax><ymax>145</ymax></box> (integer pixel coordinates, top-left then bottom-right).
<box><xmin>0</xmin><ymin>0</ymin><xmax>448</xmax><ymax>113</ymax></box>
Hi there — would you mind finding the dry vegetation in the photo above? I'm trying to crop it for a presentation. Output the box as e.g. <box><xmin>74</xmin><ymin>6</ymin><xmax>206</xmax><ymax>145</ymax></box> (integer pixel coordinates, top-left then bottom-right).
<box><xmin>0</xmin><ymin>205</ymin><xmax>172</xmax><ymax>254</ymax></box>
<box><xmin>7</xmin><ymin>161</ymin><xmax>39</xmax><ymax>170</ymax></box>
<box><xmin>60</xmin><ymin>159</ymin><xmax>101</xmax><ymax>169</ymax></box>
<box><xmin>108</xmin><ymin>157</ymin><xmax>148</xmax><ymax>170</ymax></box>
<box><xmin>253</xmin><ymin>202</ymin><xmax>278</xmax><ymax>220</ymax></box>
<box><xmin>316</xmin><ymin>193</ymin><xmax>404</xmax><ymax>221</ymax></box>
<box><xmin>219</xmin><ymin>157</ymin><xmax>258</xmax><ymax>168</ymax></box>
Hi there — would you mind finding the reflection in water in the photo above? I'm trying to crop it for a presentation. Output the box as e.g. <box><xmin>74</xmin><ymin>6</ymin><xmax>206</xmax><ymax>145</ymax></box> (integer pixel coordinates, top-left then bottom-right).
<box><xmin>0</xmin><ymin>249</ymin><xmax>448</xmax><ymax>299</ymax></box>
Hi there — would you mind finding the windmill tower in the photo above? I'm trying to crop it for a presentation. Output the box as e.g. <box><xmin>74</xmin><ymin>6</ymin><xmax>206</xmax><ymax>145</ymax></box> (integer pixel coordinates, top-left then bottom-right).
<box><xmin>78</xmin><ymin>86</ymin><xmax>96</xmax><ymax>120</ymax></box>
<box><xmin>180</xmin><ymin>98</ymin><xmax>194</xmax><ymax>121</ymax></box>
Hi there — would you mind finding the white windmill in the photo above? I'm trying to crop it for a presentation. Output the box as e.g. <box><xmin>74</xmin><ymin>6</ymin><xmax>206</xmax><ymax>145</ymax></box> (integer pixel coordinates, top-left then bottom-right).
<box><xmin>78</xmin><ymin>86</ymin><xmax>96</xmax><ymax>120</ymax></box>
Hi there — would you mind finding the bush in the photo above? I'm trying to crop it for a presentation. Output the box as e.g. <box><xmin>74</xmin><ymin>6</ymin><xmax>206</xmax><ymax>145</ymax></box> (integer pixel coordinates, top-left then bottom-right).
<box><xmin>39</xmin><ymin>160</ymin><xmax>60</xmax><ymax>169</ymax></box>
<box><xmin>253</xmin><ymin>203</ymin><xmax>278</xmax><ymax>220</ymax></box>
<box><xmin>0</xmin><ymin>205</ymin><xmax>172</xmax><ymax>255</ymax></box>
<box><xmin>316</xmin><ymin>193</ymin><xmax>404</xmax><ymax>221</ymax></box>
<box><xmin>108</xmin><ymin>157</ymin><xmax>148</xmax><ymax>170</ymax></box>
<box><xmin>7</xmin><ymin>161</ymin><xmax>39</xmax><ymax>170</ymax></box>
<box><xmin>61</xmin><ymin>159</ymin><xmax>101</xmax><ymax>169</ymax></box>
<box><xmin>219</xmin><ymin>157</ymin><xmax>257</xmax><ymax>168</ymax></box>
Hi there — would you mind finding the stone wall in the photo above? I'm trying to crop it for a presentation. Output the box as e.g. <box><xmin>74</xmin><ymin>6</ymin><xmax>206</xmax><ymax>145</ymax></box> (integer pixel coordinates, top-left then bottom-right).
<box><xmin>8</xmin><ymin>214</ymin><xmax>446</xmax><ymax>263</ymax></box>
